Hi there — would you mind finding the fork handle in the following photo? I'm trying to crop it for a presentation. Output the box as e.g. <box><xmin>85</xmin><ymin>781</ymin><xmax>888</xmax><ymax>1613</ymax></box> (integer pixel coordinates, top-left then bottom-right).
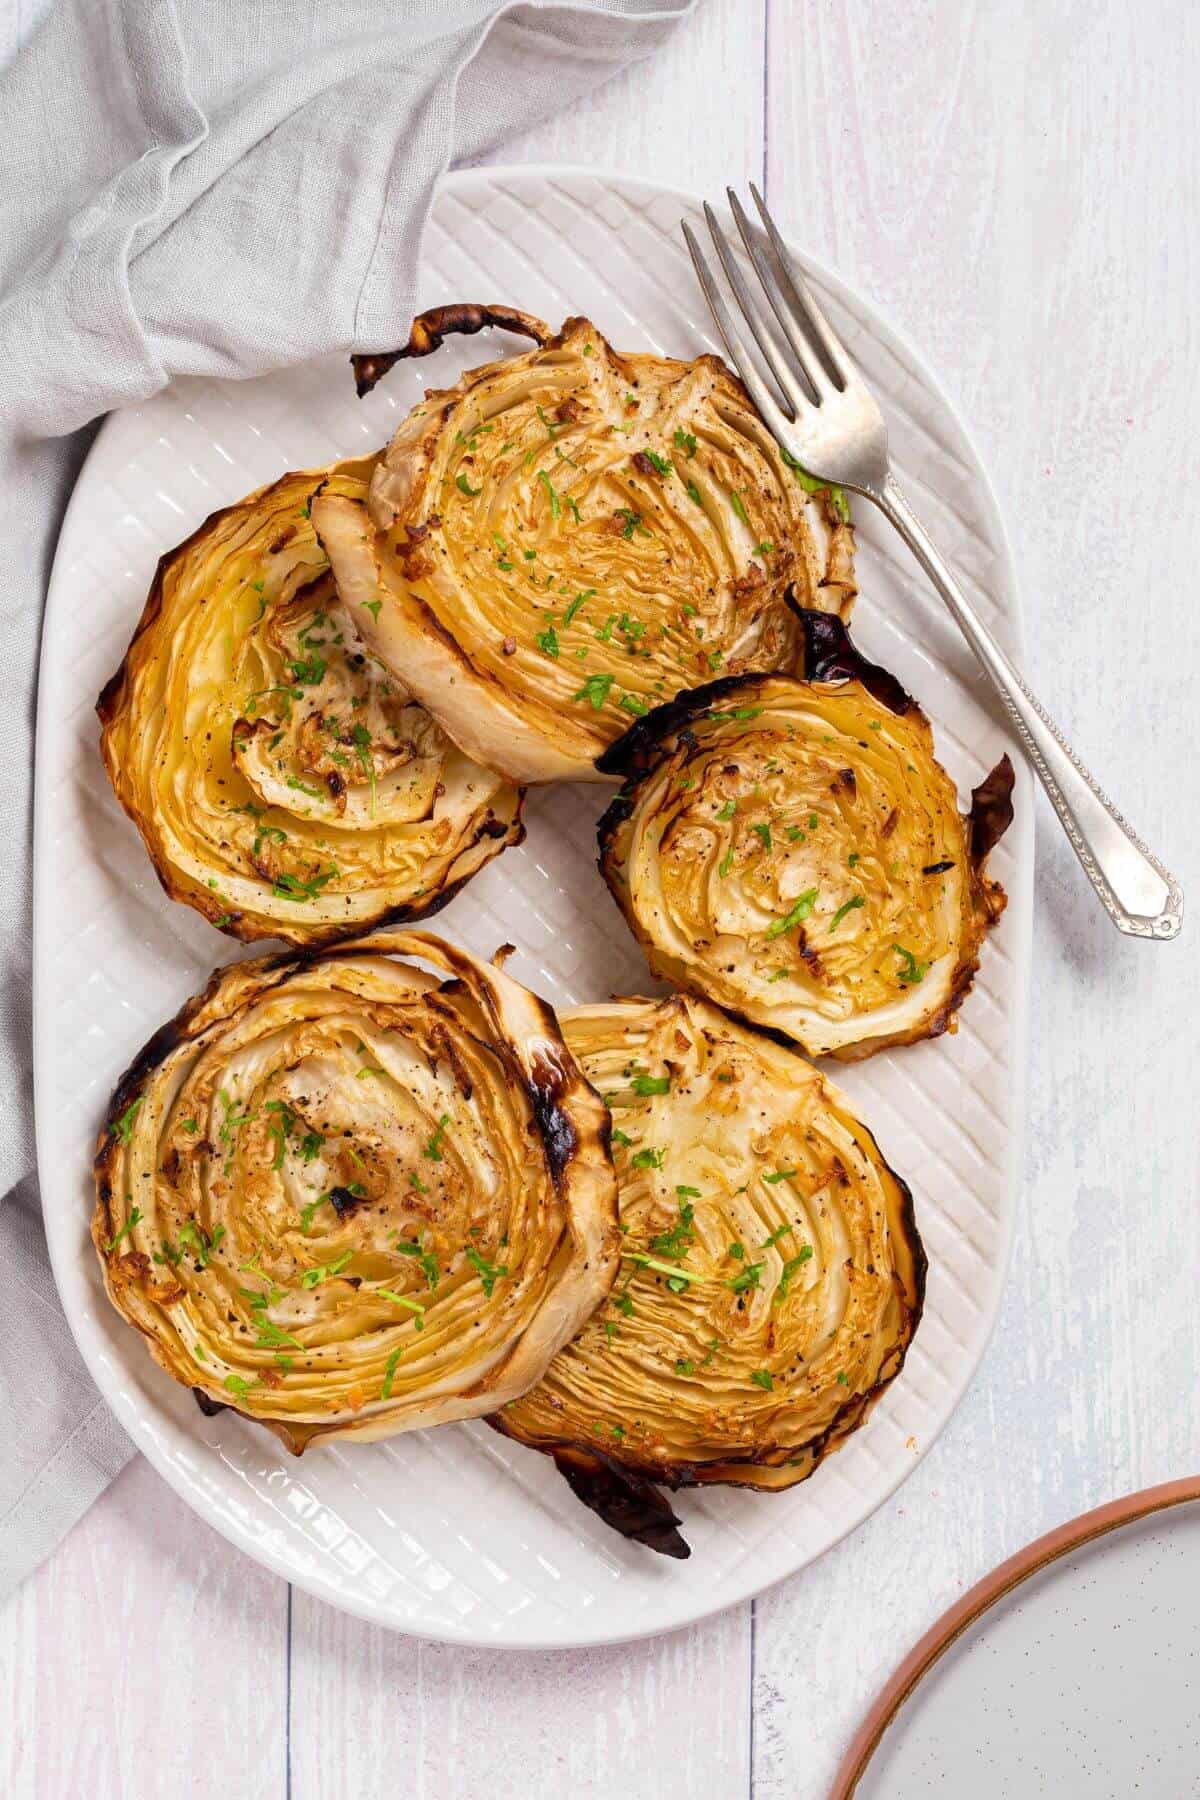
<box><xmin>874</xmin><ymin>478</ymin><xmax>1183</xmax><ymax>940</ymax></box>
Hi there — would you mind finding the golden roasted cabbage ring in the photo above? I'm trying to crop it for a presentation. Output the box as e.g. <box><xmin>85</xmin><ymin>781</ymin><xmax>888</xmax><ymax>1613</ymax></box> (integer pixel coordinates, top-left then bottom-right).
<box><xmin>596</xmin><ymin>611</ymin><xmax>1014</xmax><ymax>1061</ymax></box>
<box><xmin>496</xmin><ymin>992</ymin><xmax>925</xmax><ymax>1556</ymax></box>
<box><xmin>92</xmin><ymin>931</ymin><xmax>620</xmax><ymax>1452</ymax></box>
<box><xmin>314</xmin><ymin>306</ymin><xmax>857</xmax><ymax>784</ymax></box>
<box><xmin>97</xmin><ymin>459</ymin><xmax>524</xmax><ymax>945</ymax></box>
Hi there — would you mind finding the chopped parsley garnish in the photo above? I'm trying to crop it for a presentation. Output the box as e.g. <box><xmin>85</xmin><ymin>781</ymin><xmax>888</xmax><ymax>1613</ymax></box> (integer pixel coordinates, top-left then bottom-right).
<box><xmin>465</xmin><ymin>1246</ymin><xmax>509</xmax><ymax>1298</ymax></box>
<box><xmin>424</xmin><ymin>1113</ymin><xmax>451</xmax><ymax>1161</ymax></box>
<box><xmin>631</xmin><ymin>1072</ymin><xmax>671</xmax><ymax>1096</ymax></box>
<box><xmin>381</xmin><ymin>1347</ymin><xmax>403</xmax><ymax>1399</ymax></box>
<box><xmin>103</xmin><ymin>1207</ymin><xmax>142</xmax><ymax>1252</ymax></box>
<box><xmin>763</xmin><ymin>1169</ymin><xmax>797</xmax><ymax>1185</ymax></box>
<box><xmin>178</xmin><ymin>1216</ymin><xmax>224</xmax><ymax>1274</ymax></box>
<box><xmin>778</xmin><ymin>446</ymin><xmax>851</xmax><ymax>520</ymax></box>
<box><xmin>375</xmin><ymin>1288</ymin><xmax>426</xmax><ymax>1319</ymax></box>
<box><xmin>223</xmin><ymin>1375</ymin><xmax>257</xmax><ymax>1400</ymax></box>
<box><xmin>251</xmin><ymin>1307</ymin><xmax>303</xmax><ymax>1351</ymax></box>
<box><xmin>776</xmin><ymin>1245</ymin><xmax>814</xmax><ymax>1302</ymax></box>
<box><xmin>456</xmin><ymin>473</ymin><xmax>482</xmax><ymax>497</ymax></box>
<box><xmin>716</xmin><ymin>799</ymin><xmax>737</xmax><ymax>820</ymax></box>
<box><xmin>675</xmin><ymin>1359</ymin><xmax>696</xmax><ymax>1375</ymax></box>
<box><xmin>615</xmin><ymin>507</ymin><xmax>649</xmax><ymax>539</ymax></box>
<box><xmin>562</xmin><ymin>589</ymin><xmax>594</xmax><ymax>626</ymax></box>
<box><xmin>272</xmin><ymin>866</ymin><xmax>337</xmax><ymax>903</ymax></box>
<box><xmin>673</xmin><ymin>428</ymin><xmax>697</xmax><ymax>457</ymax></box>
<box><xmin>685</xmin><ymin>480</ymin><xmax>703</xmax><ymax>506</ymax></box>
<box><xmin>298</xmin><ymin>1194</ymin><xmax>330</xmax><ymax>1233</ymax></box>
<box><xmin>611</xmin><ymin>1128</ymin><xmax>633</xmax><ymax>1148</ymax></box>
<box><xmin>650</xmin><ymin>1198</ymin><xmax>695</xmax><ymax>1260</ymax></box>
<box><xmin>180</xmin><ymin>1117</ymin><xmax>198</xmax><ymax>1133</ymax></box>
<box><xmin>751</xmin><ymin>822</ymin><xmax>773</xmax><ymax>851</ymax></box>
<box><xmin>218</xmin><ymin>1088</ymin><xmax>257</xmax><ymax>1143</ymax></box>
<box><xmin>718</xmin><ymin>848</ymin><xmax>735</xmax><ymax>878</ymax></box>
<box><xmin>765</xmin><ymin>888</ymin><xmax>818</xmax><ymax>939</ymax></box>
<box><xmin>760</xmin><ymin>1222</ymin><xmax>795</xmax><ymax>1248</ymax></box>
<box><xmin>349</xmin><ymin>723</ymin><xmax>377</xmax><ymax>815</ymax></box>
<box><xmin>535</xmin><ymin>624</ymin><xmax>560</xmax><ymax>658</ymax></box>
<box><xmin>729</xmin><ymin>490</ymin><xmax>749</xmax><ymax>525</ymax></box>
<box><xmin>750</xmin><ymin>1369</ymin><xmax>774</xmax><ymax>1392</ymax></box>
<box><xmin>830</xmin><ymin>895</ymin><xmax>865</xmax><ymax>931</ymax></box>
<box><xmin>264</xmin><ymin>1099</ymin><xmax>297</xmax><ymax>1168</ymax></box>
<box><xmin>893</xmin><ymin>944</ymin><xmax>930</xmax><ymax>985</ymax></box>
<box><xmin>618</xmin><ymin>692</ymin><xmax>649</xmax><ymax>716</ymax></box>
<box><xmin>573</xmin><ymin>672</ymin><xmax>614</xmax><ymax>709</ymax></box>
<box><xmin>300</xmin><ymin>1251</ymin><xmax>353</xmax><ymax>1288</ymax></box>
<box><xmin>253</xmin><ymin>824</ymin><xmax>288</xmax><ymax>857</ymax></box>
<box><xmin>361</xmin><ymin>598</ymin><xmax>382</xmax><ymax>620</ymax></box>
<box><xmin>626</xmin><ymin>1252</ymin><xmax>703</xmax><ymax>1287</ymax></box>
<box><xmin>631</xmin><ymin>1146</ymin><xmax>666</xmax><ymax>1170</ymax></box>
<box><xmin>644</xmin><ymin>449</ymin><xmax>673</xmax><ymax>475</ymax></box>
<box><xmin>395</xmin><ymin>1240</ymin><xmax>440</xmax><ymax>1290</ymax></box>
<box><xmin>287</xmin><ymin>652</ymin><xmax>326</xmax><ymax>687</ymax></box>
<box><xmin>727</xmin><ymin>1260</ymin><xmax>764</xmax><ymax>1294</ymax></box>
<box><xmin>537</xmin><ymin>469</ymin><xmax>560</xmax><ymax>518</ymax></box>
<box><xmin>837</xmin><ymin>1371</ymin><xmax>849</xmax><ymax>1385</ymax></box>
<box><xmin>111</xmin><ymin>1098</ymin><xmax>143</xmax><ymax>1144</ymax></box>
<box><xmin>753</xmin><ymin>540</ymin><xmax>775</xmax><ymax>556</ymax></box>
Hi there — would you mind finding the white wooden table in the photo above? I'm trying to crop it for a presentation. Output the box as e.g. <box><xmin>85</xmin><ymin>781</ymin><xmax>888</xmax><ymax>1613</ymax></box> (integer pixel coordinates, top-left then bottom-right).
<box><xmin>4</xmin><ymin>3</ymin><xmax>1197</xmax><ymax>1794</ymax></box>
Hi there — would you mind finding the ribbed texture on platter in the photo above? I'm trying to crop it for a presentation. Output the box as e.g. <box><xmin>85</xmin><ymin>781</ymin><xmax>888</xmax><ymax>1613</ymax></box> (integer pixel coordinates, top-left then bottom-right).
<box><xmin>313</xmin><ymin>310</ymin><xmax>855</xmax><ymax>784</ymax></box>
<box><xmin>97</xmin><ymin>461</ymin><xmax>523</xmax><ymax>944</ymax></box>
<box><xmin>496</xmin><ymin>993</ymin><xmax>925</xmax><ymax>1556</ymax></box>
<box><xmin>92</xmin><ymin>932</ymin><xmax>620</xmax><ymax>1452</ymax></box>
<box><xmin>596</xmin><ymin>613</ymin><xmax>1014</xmax><ymax>1061</ymax></box>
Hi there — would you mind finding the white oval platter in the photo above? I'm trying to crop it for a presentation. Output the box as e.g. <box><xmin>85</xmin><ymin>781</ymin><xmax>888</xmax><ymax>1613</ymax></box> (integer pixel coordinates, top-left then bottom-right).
<box><xmin>33</xmin><ymin>168</ymin><xmax>1032</xmax><ymax>1648</ymax></box>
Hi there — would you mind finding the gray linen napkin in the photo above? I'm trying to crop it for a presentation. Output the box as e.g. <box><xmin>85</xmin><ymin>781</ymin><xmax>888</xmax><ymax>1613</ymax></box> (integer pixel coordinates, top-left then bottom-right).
<box><xmin>0</xmin><ymin>0</ymin><xmax>693</xmax><ymax>1599</ymax></box>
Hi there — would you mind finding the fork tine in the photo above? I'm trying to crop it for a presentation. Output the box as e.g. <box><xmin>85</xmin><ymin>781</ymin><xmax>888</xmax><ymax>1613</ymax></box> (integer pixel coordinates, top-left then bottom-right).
<box><xmin>700</xmin><ymin>202</ymin><xmax>819</xmax><ymax>413</ymax></box>
<box><xmin>725</xmin><ymin>189</ymin><xmax>834</xmax><ymax>399</ymax></box>
<box><xmin>748</xmin><ymin>182</ymin><xmax>850</xmax><ymax>387</ymax></box>
<box><xmin>680</xmin><ymin>221</ymin><xmax>795</xmax><ymax>443</ymax></box>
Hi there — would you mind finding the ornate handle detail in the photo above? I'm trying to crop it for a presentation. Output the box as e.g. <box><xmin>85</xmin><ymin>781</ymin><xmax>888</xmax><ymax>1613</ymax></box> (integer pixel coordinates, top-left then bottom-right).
<box><xmin>876</xmin><ymin>479</ymin><xmax>1182</xmax><ymax>940</ymax></box>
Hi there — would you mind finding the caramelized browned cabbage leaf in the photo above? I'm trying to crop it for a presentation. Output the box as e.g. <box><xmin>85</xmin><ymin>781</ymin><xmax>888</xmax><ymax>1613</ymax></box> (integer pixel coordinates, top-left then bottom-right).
<box><xmin>98</xmin><ymin>461</ymin><xmax>523</xmax><ymax>944</ymax></box>
<box><xmin>496</xmin><ymin>993</ymin><xmax>925</xmax><ymax>1555</ymax></box>
<box><xmin>596</xmin><ymin>615</ymin><xmax>1013</xmax><ymax>1060</ymax></box>
<box><xmin>314</xmin><ymin>313</ymin><xmax>855</xmax><ymax>783</ymax></box>
<box><xmin>93</xmin><ymin>932</ymin><xmax>620</xmax><ymax>1452</ymax></box>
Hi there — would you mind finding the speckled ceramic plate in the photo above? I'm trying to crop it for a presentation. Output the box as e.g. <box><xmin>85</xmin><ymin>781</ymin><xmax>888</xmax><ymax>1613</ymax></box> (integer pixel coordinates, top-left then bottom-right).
<box><xmin>836</xmin><ymin>1479</ymin><xmax>1200</xmax><ymax>1797</ymax></box>
<box><xmin>33</xmin><ymin>167</ymin><xmax>1033</xmax><ymax>1647</ymax></box>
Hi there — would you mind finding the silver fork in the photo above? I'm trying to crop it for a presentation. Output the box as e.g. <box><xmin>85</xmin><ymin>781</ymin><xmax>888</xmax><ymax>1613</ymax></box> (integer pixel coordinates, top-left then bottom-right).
<box><xmin>683</xmin><ymin>186</ymin><xmax>1182</xmax><ymax>941</ymax></box>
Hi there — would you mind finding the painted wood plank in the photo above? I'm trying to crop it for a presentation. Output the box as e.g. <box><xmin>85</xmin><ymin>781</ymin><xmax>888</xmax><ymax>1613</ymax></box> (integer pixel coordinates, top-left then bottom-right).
<box><xmin>471</xmin><ymin>0</ymin><xmax>767</xmax><ymax>198</ymax></box>
<box><xmin>288</xmin><ymin>1597</ymin><xmax>750</xmax><ymax>1800</ymax></box>
<box><xmin>0</xmin><ymin>1456</ymin><xmax>288</xmax><ymax>1799</ymax></box>
<box><xmin>754</xmin><ymin>1</ymin><xmax>1200</xmax><ymax>1792</ymax></box>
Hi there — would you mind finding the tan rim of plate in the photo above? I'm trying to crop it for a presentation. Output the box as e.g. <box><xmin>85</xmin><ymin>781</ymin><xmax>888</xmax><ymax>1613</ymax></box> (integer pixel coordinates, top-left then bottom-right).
<box><xmin>829</xmin><ymin>1474</ymin><xmax>1200</xmax><ymax>1799</ymax></box>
